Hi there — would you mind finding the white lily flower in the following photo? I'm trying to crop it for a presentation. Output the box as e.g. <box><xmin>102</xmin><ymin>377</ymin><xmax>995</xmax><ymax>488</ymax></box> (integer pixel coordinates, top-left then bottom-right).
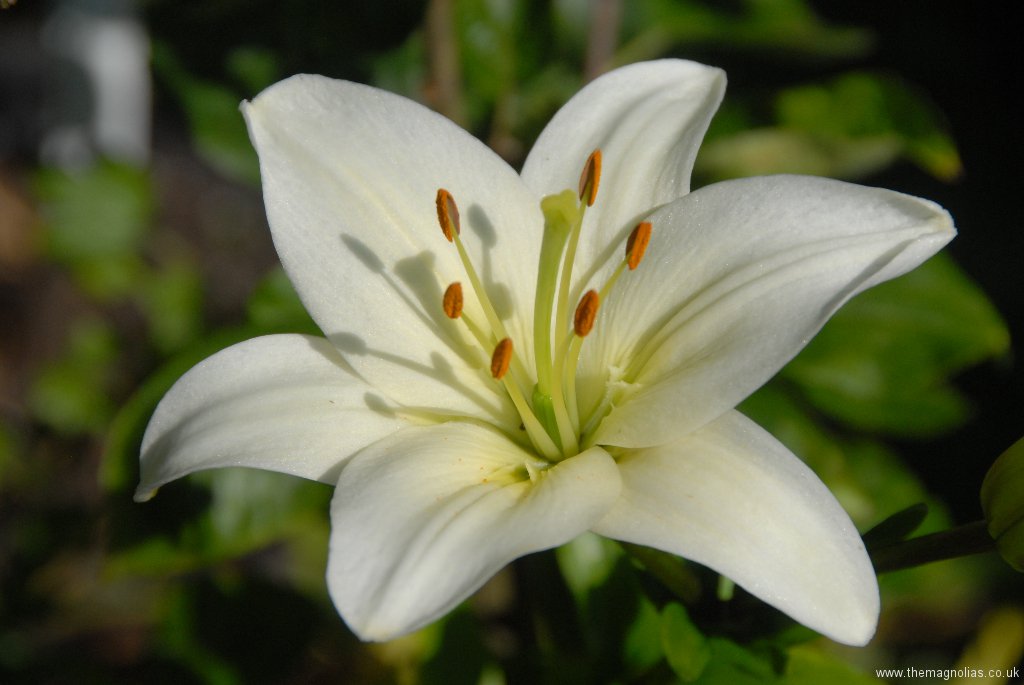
<box><xmin>137</xmin><ymin>59</ymin><xmax>955</xmax><ymax>646</ymax></box>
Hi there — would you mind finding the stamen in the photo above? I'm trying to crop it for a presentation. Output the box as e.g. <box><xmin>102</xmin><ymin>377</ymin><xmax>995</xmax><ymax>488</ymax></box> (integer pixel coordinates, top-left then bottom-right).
<box><xmin>578</xmin><ymin>149</ymin><xmax>602</xmax><ymax>207</ymax></box>
<box><xmin>626</xmin><ymin>221</ymin><xmax>652</xmax><ymax>270</ymax></box>
<box><xmin>436</xmin><ymin>187</ymin><xmax>524</xmax><ymax>385</ymax></box>
<box><xmin>436</xmin><ymin>188</ymin><xmax>460</xmax><ymax>242</ymax></box>
<box><xmin>567</xmin><ymin>222</ymin><xmax>652</xmax><ymax>438</ymax></box>
<box><xmin>442</xmin><ymin>282</ymin><xmax>463</xmax><ymax>319</ymax></box>
<box><xmin>573</xmin><ymin>290</ymin><xmax>600</xmax><ymax>337</ymax></box>
<box><xmin>491</xmin><ymin>338</ymin><xmax>513</xmax><ymax>380</ymax></box>
<box><xmin>434</xmin><ymin>189</ymin><xmax>560</xmax><ymax>460</ymax></box>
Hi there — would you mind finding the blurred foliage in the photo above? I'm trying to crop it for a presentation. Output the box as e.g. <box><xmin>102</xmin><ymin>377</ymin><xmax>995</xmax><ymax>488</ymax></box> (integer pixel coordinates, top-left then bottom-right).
<box><xmin>26</xmin><ymin>317</ymin><xmax>118</xmax><ymax>434</ymax></box>
<box><xmin>780</xmin><ymin>253</ymin><xmax>1008</xmax><ymax>438</ymax></box>
<box><xmin>981</xmin><ymin>437</ymin><xmax>1024</xmax><ymax>572</ymax></box>
<box><xmin>616</xmin><ymin>0</ymin><xmax>874</xmax><ymax>62</ymax></box>
<box><xmin>698</xmin><ymin>72</ymin><xmax>962</xmax><ymax>182</ymax></box>
<box><xmin>1</xmin><ymin>0</ymin><xmax>1018</xmax><ymax>683</ymax></box>
<box><xmin>35</xmin><ymin>161</ymin><xmax>153</xmax><ymax>299</ymax></box>
<box><xmin>153</xmin><ymin>43</ymin><xmax>274</xmax><ymax>185</ymax></box>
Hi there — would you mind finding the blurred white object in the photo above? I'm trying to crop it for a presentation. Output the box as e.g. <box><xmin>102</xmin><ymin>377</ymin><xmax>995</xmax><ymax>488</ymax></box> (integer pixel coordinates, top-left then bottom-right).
<box><xmin>41</xmin><ymin>1</ymin><xmax>150</xmax><ymax>168</ymax></box>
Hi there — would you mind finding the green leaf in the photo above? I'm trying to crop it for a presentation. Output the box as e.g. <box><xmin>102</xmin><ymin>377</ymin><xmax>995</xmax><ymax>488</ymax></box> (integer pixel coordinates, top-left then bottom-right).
<box><xmin>661</xmin><ymin>602</ymin><xmax>711</xmax><ymax>682</ymax></box>
<box><xmin>139</xmin><ymin>261</ymin><xmax>205</xmax><ymax>354</ymax></box>
<box><xmin>692</xmin><ymin>638</ymin><xmax>779</xmax><ymax>685</ymax></box>
<box><xmin>782</xmin><ymin>253</ymin><xmax>1009</xmax><ymax>437</ymax></box>
<box><xmin>775</xmin><ymin>72</ymin><xmax>962</xmax><ymax>180</ymax></box>
<box><xmin>861</xmin><ymin>503</ymin><xmax>929</xmax><ymax>550</ymax></box>
<box><xmin>617</xmin><ymin>0</ymin><xmax>873</xmax><ymax>67</ymax></box>
<box><xmin>224</xmin><ymin>46</ymin><xmax>280</xmax><ymax>96</ymax></box>
<box><xmin>981</xmin><ymin>436</ymin><xmax>1024</xmax><ymax>571</ymax></box>
<box><xmin>35</xmin><ymin>161</ymin><xmax>153</xmax><ymax>299</ymax></box>
<box><xmin>104</xmin><ymin>537</ymin><xmax>202</xmax><ymax>579</ymax></box>
<box><xmin>28</xmin><ymin>318</ymin><xmax>118</xmax><ymax>434</ymax></box>
<box><xmin>698</xmin><ymin>71</ymin><xmax>962</xmax><ymax>182</ymax></box>
<box><xmin>35</xmin><ymin>161</ymin><xmax>152</xmax><ymax>260</ymax></box>
<box><xmin>695</xmin><ymin>127</ymin><xmax>902</xmax><ymax>182</ymax></box>
<box><xmin>159</xmin><ymin>588</ymin><xmax>241</xmax><ymax>685</ymax></box>
<box><xmin>782</xmin><ymin>644</ymin><xmax>878</xmax><ymax>685</ymax></box>
<box><xmin>623</xmin><ymin>597</ymin><xmax>664</xmax><ymax>675</ymax></box>
<box><xmin>193</xmin><ymin>469</ymin><xmax>330</xmax><ymax>557</ymax></box>
<box><xmin>153</xmin><ymin>43</ymin><xmax>259</xmax><ymax>184</ymax></box>
<box><xmin>245</xmin><ymin>267</ymin><xmax>319</xmax><ymax>334</ymax></box>
<box><xmin>370</xmin><ymin>30</ymin><xmax>427</xmax><ymax>101</ymax></box>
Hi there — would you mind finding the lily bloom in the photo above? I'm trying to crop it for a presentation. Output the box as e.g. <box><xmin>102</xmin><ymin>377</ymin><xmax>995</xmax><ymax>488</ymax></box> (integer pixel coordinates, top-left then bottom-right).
<box><xmin>137</xmin><ymin>59</ymin><xmax>954</xmax><ymax>645</ymax></box>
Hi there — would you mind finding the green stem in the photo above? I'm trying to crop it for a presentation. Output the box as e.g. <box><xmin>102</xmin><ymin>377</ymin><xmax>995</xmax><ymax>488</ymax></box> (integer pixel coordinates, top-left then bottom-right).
<box><xmin>870</xmin><ymin>520</ymin><xmax>995</xmax><ymax>574</ymax></box>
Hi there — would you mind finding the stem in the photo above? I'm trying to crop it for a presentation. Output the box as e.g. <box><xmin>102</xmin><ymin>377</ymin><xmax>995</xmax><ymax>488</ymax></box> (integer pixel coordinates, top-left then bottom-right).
<box><xmin>583</xmin><ymin>0</ymin><xmax>623</xmax><ymax>81</ymax></box>
<box><xmin>425</xmin><ymin>0</ymin><xmax>465</xmax><ymax>125</ymax></box>
<box><xmin>870</xmin><ymin>520</ymin><xmax>995</xmax><ymax>574</ymax></box>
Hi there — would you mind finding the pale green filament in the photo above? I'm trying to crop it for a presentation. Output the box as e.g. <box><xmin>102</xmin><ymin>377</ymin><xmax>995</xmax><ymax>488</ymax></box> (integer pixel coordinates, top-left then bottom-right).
<box><xmin>451</xmin><ymin>230</ymin><xmax>532</xmax><ymax>393</ymax></box>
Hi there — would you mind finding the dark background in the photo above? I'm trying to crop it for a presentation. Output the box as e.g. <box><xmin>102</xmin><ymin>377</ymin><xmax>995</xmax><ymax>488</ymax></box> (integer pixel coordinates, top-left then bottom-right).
<box><xmin>806</xmin><ymin>1</ymin><xmax>1023</xmax><ymax>519</ymax></box>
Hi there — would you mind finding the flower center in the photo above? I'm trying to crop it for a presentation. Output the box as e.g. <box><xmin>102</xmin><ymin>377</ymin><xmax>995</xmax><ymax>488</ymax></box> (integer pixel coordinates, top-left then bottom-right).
<box><xmin>436</xmin><ymin>150</ymin><xmax>651</xmax><ymax>462</ymax></box>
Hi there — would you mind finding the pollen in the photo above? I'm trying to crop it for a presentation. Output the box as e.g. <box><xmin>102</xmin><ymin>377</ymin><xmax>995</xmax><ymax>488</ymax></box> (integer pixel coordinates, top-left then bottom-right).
<box><xmin>443</xmin><ymin>282</ymin><xmax>463</xmax><ymax>319</ymax></box>
<box><xmin>436</xmin><ymin>188</ymin><xmax>460</xmax><ymax>242</ymax></box>
<box><xmin>578</xmin><ymin>149</ymin><xmax>602</xmax><ymax>207</ymax></box>
<box><xmin>626</xmin><ymin>221</ymin><xmax>652</xmax><ymax>270</ymax></box>
<box><xmin>490</xmin><ymin>338</ymin><xmax>513</xmax><ymax>380</ymax></box>
<box><xmin>573</xmin><ymin>290</ymin><xmax>600</xmax><ymax>337</ymax></box>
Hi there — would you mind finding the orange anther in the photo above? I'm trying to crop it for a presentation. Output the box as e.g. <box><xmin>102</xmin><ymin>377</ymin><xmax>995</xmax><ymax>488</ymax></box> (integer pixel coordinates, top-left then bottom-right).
<box><xmin>443</xmin><ymin>282</ymin><xmax>463</xmax><ymax>319</ymax></box>
<box><xmin>573</xmin><ymin>290</ymin><xmax>600</xmax><ymax>337</ymax></box>
<box><xmin>578</xmin><ymin>149</ymin><xmax>602</xmax><ymax>207</ymax></box>
<box><xmin>626</xmin><ymin>221</ymin><xmax>652</xmax><ymax>270</ymax></box>
<box><xmin>436</xmin><ymin>188</ymin><xmax>460</xmax><ymax>242</ymax></box>
<box><xmin>490</xmin><ymin>338</ymin><xmax>513</xmax><ymax>380</ymax></box>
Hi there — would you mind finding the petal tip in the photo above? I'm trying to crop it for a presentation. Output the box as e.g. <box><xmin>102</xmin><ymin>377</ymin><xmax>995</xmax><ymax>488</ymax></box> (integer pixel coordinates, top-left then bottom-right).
<box><xmin>133</xmin><ymin>485</ymin><xmax>157</xmax><ymax>503</ymax></box>
<box><xmin>829</xmin><ymin>604</ymin><xmax>880</xmax><ymax>647</ymax></box>
<box><xmin>810</xmin><ymin>563</ymin><xmax>881</xmax><ymax>646</ymax></box>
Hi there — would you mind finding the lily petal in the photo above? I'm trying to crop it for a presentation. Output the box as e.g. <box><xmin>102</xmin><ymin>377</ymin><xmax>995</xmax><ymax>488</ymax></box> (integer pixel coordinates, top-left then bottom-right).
<box><xmin>593</xmin><ymin>410</ymin><xmax>879</xmax><ymax>646</ymax></box>
<box><xmin>326</xmin><ymin>422</ymin><xmax>620</xmax><ymax>641</ymax></box>
<box><xmin>242</xmin><ymin>75</ymin><xmax>542</xmax><ymax>422</ymax></box>
<box><xmin>136</xmin><ymin>334</ymin><xmax>406</xmax><ymax>501</ymax></box>
<box><xmin>521</xmin><ymin>59</ymin><xmax>725</xmax><ymax>288</ymax></box>
<box><xmin>587</xmin><ymin>175</ymin><xmax>955</xmax><ymax>448</ymax></box>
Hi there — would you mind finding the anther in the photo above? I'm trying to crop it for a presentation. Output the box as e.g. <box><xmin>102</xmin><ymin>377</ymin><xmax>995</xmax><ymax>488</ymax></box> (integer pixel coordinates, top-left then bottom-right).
<box><xmin>443</xmin><ymin>282</ymin><xmax>463</xmax><ymax>319</ymax></box>
<box><xmin>573</xmin><ymin>290</ymin><xmax>600</xmax><ymax>337</ymax></box>
<box><xmin>491</xmin><ymin>338</ymin><xmax>513</xmax><ymax>380</ymax></box>
<box><xmin>626</xmin><ymin>221</ymin><xmax>652</xmax><ymax>270</ymax></box>
<box><xmin>578</xmin><ymin>149</ymin><xmax>602</xmax><ymax>206</ymax></box>
<box><xmin>436</xmin><ymin>188</ymin><xmax>460</xmax><ymax>242</ymax></box>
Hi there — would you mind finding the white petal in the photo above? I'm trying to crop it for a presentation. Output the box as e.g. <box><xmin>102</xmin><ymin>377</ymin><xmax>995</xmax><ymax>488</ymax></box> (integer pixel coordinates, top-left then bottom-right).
<box><xmin>326</xmin><ymin>422</ymin><xmax>620</xmax><ymax>641</ymax></box>
<box><xmin>521</xmin><ymin>59</ymin><xmax>724</xmax><ymax>288</ymax></box>
<box><xmin>242</xmin><ymin>75</ymin><xmax>541</xmax><ymax>423</ymax></box>
<box><xmin>593</xmin><ymin>411</ymin><xmax>879</xmax><ymax>646</ymax></box>
<box><xmin>585</xmin><ymin>175</ymin><xmax>955</xmax><ymax>448</ymax></box>
<box><xmin>136</xmin><ymin>334</ymin><xmax>406</xmax><ymax>501</ymax></box>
